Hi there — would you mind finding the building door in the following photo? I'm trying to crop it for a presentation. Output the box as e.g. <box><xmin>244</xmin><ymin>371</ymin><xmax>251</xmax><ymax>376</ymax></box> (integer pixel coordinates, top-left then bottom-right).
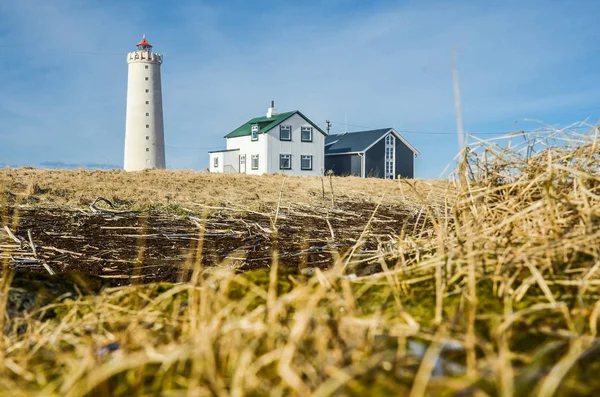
<box><xmin>239</xmin><ymin>155</ymin><xmax>246</xmax><ymax>173</ymax></box>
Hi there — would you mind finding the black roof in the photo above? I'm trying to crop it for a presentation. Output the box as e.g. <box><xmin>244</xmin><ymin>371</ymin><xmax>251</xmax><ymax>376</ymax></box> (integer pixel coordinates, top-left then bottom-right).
<box><xmin>324</xmin><ymin>128</ymin><xmax>392</xmax><ymax>154</ymax></box>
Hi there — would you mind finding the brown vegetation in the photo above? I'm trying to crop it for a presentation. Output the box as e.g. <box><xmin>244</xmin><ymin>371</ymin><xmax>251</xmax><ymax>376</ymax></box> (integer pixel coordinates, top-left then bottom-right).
<box><xmin>0</xmin><ymin>168</ymin><xmax>448</xmax><ymax>210</ymax></box>
<box><xmin>0</xmin><ymin>128</ymin><xmax>599</xmax><ymax>396</ymax></box>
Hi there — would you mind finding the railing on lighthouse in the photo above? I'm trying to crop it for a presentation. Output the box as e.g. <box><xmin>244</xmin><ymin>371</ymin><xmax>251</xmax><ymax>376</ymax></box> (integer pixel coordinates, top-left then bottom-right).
<box><xmin>128</xmin><ymin>35</ymin><xmax>162</xmax><ymax>63</ymax></box>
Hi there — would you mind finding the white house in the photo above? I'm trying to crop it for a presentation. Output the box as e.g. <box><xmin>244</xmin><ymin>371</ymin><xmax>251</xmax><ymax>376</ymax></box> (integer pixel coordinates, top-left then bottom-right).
<box><xmin>209</xmin><ymin>102</ymin><xmax>326</xmax><ymax>176</ymax></box>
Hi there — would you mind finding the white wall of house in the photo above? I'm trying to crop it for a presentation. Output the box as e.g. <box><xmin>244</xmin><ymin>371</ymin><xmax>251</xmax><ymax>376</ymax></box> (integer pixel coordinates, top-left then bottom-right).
<box><xmin>210</xmin><ymin>112</ymin><xmax>325</xmax><ymax>176</ymax></box>
<box><xmin>265</xmin><ymin>113</ymin><xmax>325</xmax><ymax>176</ymax></box>
<box><xmin>209</xmin><ymin>152</ymin><xmax>224</xmax><ymax>173</ymax></box>
<box><xmin>226</xmin><ymin>134</ymin><xmax>268</xmax><ymax>175</ymax></box>
<box><xmin>223</xmin><ymin>150</ymin><xmax>240</xmax><ymax>173</ymax></box>
<box><xmin>209</xmin><ymin>150</ymin><xmax>240</xmax><ymax>173</ymax></box>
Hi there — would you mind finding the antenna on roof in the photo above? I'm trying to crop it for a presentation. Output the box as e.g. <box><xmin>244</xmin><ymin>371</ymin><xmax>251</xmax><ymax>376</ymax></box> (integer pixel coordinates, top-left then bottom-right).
<box><xmin>345</xmin><ymin>111</ymin><xmax>348</xmax><ymax>134</ymax></box>
<box><xmin>326</xmin><ymin>120</ymin><xmax>331</xmax><ymax>135</ymax></box>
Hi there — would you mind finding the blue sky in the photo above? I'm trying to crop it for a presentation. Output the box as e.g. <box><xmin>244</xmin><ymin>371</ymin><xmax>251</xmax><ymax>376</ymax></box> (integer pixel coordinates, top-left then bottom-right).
<box><xmin>1</xmin><ymin>0</ymin><xmax>599</xmax><ymax>179</ymax></box>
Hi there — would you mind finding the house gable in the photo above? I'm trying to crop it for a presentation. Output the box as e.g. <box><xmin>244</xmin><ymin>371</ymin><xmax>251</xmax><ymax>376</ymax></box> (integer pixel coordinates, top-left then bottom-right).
<box><xmin>263</xmin><ymin>112</ymin><xmax>326</xmax><ymax>175</ymax></box>
<box><xmin>394</xmin><ymin>138</ymin><xmax>415</xmax><ymax>178</ymax></box>
<box><xmin>364</xmin><ymin>138</ymin><xmax>386</xmax><ymax>178</ymax></box>
<box><xmin>363</xmin><ymin>129</ymin><xmax>420</xmax><ymax>156</ymax></box>
<box><xmin>224</xmin><ymin>111</ymin><xmax>326</xmax><ymax>139</ymax></box>
<box><xmin>325</xmin><ymin>128</ymin><xmax>419</xmax><ymax>156</ymax></box>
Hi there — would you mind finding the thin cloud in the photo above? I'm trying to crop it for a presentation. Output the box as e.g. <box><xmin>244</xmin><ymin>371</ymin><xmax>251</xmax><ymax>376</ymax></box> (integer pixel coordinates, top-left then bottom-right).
<box><xmin>39</xmin><ymin>161</ymin><xmax>120</xmax><ymax>170</ymax></box>
<box><xmin>1</xmin><ymin>1</ymin><xmax>599</xmax><ymax>178</ymax></box>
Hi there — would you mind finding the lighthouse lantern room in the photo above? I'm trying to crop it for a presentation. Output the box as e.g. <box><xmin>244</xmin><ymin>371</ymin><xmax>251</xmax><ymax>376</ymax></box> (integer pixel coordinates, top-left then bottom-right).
<box><xmin>124</xmin><ymin>35</ymin><xmax>166</xmax><ymax>171</ymax></box>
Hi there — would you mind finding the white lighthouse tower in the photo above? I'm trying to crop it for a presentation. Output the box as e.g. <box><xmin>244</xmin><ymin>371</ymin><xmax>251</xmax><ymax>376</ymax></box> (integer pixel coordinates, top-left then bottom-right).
<box><xmin>124</xmin><ymin>35</ymin><xmax>166</xmax><ymax>171</ymax></box>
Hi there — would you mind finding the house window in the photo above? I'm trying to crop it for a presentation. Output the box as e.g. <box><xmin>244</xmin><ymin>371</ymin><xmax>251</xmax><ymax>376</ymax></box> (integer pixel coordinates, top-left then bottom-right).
<box><xmin>301</xmin><ymin>155</ymin><xmax>313</xmax><ymax>170</ymax></box>
<box><xmin>146</xmin><ymin>148</ymin><xmax>149</xmax><ymax>152</ymax></box>
<box><xmin>146</xmin><ymin>124</ymin><xmax>149</xmax><ymax>128</ymax></box>
<box><xmin>146</xmin><ymin>113</ymin><xmax>149</xmax><ymax>116</ymax></box>
<box><xmin>280</xmin><ymin>154</ymin><xmax>291</xmax><ymax>170</ymax></box>
<box><xmin>385</xmin><ymin>134</ymin><xmax>395</xmax><ymax>179</ymax></box>
<box><xmin>146</xmin><ymin>136</ymin><xmax>149</xmax><ymax>140</ymax></box>
<box><xmin>251</xmin><ymin>154</ymin><xmax>259</xmax><ymax>170</ymax></box>
<box><xmin>385</xmin><ymin>147</ymin><xmax>394</xmax><ymax>160</ymax></box>
<box><xmin>251</xmin><ymin>125</ymin><xmax>259</xmax><ymax>141</ymax></box>
<box><xmin>280</xmin><ymin>125</ymin><xmax>292</xmax><ymax>141</ymax></box>
<box><xmin>301</xmin><ymin>127</ymin><xmax>313</xmax><ymax>142</ymax></box>
<box><xmin>214</xmin><ymin>157</ymin><xmax>219</xmax><ymax>167</ymax></box>
<box><xmin>145</xmin><ymin>101</ymin><xmax>149</xmax><ymax>104</ymax></box>
<box><xmin>145</xmin><ymin>89</ymin><xmax>149</xmax><ymax>93</ymax></box>
<box><xmin>145</xmin><ymin>65</ymin><xmax>149</xmax><ymax>69</ymax></box>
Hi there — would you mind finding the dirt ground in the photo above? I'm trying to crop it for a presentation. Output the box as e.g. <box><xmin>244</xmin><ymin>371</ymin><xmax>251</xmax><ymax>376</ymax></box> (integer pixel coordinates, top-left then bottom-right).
<box><xmin>2</xmin><ymin>200</ymin><xmax>424</xmax><ymax>285</ymax></box>
<box><xmin>0</xmin><ymin>169</ymin><xmax>447</xmax><ymax>284</ymax></box>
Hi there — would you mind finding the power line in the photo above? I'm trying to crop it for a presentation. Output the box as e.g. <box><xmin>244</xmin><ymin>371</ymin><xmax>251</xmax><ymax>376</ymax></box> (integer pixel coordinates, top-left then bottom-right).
<box><xmin>160</xmin><ymin>124</ymin><xmax>595</xmax><ymax>152</ymax></box>
<box><xmin>69</xmin><ymin>51</ymin><xmax>126</xmax><ymax>56</ymax></box>
<box><xmin>326</xmin><ymin>121</ymin><xmax>593</xmax><ymax>136</ymax></box>
<box><xmin>163</xmin><ymin>144</ymin><xmax>222</xmax><ymax>150</ymax></box>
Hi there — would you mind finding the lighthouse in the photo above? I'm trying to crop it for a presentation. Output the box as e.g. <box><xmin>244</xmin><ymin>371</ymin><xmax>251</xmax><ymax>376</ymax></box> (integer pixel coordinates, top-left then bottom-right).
<box><xmin>124</xmin><ymin>35</ymin><xmax>166</xmax><ymax>171</ymax></box>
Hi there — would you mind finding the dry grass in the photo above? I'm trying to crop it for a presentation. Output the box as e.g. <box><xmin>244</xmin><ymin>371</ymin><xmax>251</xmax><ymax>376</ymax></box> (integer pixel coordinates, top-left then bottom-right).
<box><xmin>0</xmin><ymin>168</ymin><xmax>449</xmax><ymax>211</ymax></box>
<box><xmin>1</xmin><ymin>128</ymin><xmax>600</xmax><ymax>396</ymax></box>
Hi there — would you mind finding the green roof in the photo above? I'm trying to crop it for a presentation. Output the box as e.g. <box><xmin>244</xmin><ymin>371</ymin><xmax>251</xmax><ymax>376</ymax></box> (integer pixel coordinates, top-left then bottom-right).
<box><xmin>224</xmin><ymin>110</ymin><xmax>327</xmax><ymax>138</ymax></box>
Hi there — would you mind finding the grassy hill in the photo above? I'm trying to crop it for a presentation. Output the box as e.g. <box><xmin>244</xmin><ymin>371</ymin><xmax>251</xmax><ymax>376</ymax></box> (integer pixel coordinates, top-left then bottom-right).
<box><xmin>0</xmin><ymin>130</ymin><xmax>599</xmax><ymax>396</ymax></box>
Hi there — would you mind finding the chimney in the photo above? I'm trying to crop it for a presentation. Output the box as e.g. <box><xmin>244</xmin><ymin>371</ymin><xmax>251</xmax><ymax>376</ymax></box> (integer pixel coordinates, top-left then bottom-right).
<box><xmin>266</xmin><ymin>100</ymin><xmax>278</xmax><ymax>118</ymax></box>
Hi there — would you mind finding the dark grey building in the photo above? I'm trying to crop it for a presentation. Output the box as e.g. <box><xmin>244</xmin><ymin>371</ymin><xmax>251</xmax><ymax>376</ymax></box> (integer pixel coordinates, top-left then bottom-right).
<box><xmin>324</xmin><ymin>128</ymin><xmax>419</xmax><ymax>179</ymax></box>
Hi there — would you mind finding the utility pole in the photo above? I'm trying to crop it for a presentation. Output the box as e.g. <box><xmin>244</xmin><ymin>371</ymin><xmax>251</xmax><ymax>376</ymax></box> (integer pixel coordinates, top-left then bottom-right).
<box><xmin>345</xmin><ymin>112</ymin><xmax>348</xmax><ymax>133</ymax></box>
<box><xmin>452</xmin><ymin>46</ymin><xmax>465</xmax><ymax>149</ymax></box>
<box><xmin>326</xmin><ymin>120</ymin><xmax>331</xmax><ymax>135</ymax></box>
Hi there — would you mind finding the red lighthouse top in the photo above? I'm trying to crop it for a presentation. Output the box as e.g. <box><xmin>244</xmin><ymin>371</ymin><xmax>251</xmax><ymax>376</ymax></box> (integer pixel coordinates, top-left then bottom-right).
<box><xmin>136</xmin><ymin>34</ymin><xmax>153</xmax><ymax>51</ymax></box>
